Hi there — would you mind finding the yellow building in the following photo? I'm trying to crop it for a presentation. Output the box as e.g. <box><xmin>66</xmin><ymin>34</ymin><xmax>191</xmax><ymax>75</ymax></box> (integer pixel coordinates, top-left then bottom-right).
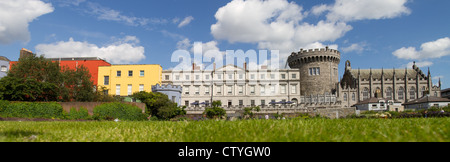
<box><xmin>98</xmin><ymin>64</ymin><xmax>162</xmax><ymax>96</ymax></box>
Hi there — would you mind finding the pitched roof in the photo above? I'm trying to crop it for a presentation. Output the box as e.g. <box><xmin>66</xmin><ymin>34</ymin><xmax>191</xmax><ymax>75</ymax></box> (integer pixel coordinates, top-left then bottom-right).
<box><xmin>0</xmin><ymin>56</ymin><xmax>10</xmax><ymax>61</ymax></box>
<box><xmin>350</xmin><ymin>69</ymin><xmax>422</xmax><ymax>80</ymax></box>
<box><xmin>403</xmin><ymin>95</ymin><xmax>450</xmax><ymax>105</ymax></box>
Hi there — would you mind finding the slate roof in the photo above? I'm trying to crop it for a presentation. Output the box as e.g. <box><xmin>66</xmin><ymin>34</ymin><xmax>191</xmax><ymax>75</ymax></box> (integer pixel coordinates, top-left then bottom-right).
<box><xmin>403</xmin><ymin>95</ymin><xmax>450</xmax><ymax>105</ymax></box>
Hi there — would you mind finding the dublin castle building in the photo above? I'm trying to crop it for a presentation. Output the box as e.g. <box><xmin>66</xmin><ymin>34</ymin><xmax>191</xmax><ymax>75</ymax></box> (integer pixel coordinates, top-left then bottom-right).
<box><xmin>338</xmin><ymin>61</ymin><xmax>441</xmax><ymax>107</ymax></box>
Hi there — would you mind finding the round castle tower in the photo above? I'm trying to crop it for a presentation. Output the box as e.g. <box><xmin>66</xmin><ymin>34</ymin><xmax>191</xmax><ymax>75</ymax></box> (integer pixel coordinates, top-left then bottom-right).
<box><xmin>287</xmin><ymin>47</ymin><xmax>340</xmax><ymax>96</ymax></box>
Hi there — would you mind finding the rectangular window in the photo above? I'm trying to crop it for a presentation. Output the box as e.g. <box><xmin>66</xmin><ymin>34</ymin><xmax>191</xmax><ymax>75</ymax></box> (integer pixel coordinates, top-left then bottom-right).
<box><xmin>239</xmin><ymin>100</ymin><xmax>243</xmax><ymax>107</ymax></box>
<box><xmin>127</xmin><ymin>84</ymin><xmax>132</xmax><ymax>96</ymax></box>
<box><xmin>165</xmin><ymin>75</ymin><xmax>169</xmax><ymax>80</ymax></box>
<box><xmin>196</xmin><ymin>75</ymin><xmax>200</xmax><ymax>80</ymax></box>
<box><xmin>139</xmin><ymin>84</ymin><xmax>144</xmax><ymax>92</ymax></box>
<box><xmin>281</xmin><ymin>74</ymin><xmax>286</xmax><ymax>79</ymax></box>
<box><xmin>185</xmin><ymin>75</ymin><xmax>190</xmax><ymax>80</ymax></box>
<box><xmin>175</xmin><ymin>75</ymin><xmax>180</xmax><ymax>80</ymax></box>
<box><xmin>128</xmin><ymin>70</ymin><xmax>133</xmax><ymax>77</ymax></box>
<box><xmin>217</xmin><ymin>74</ymin><xmax>222</xmax><ymax>79</ymax></box>
<box><xmin>205</xmin><ymin>86</ymin><xmax>210</xmax><ymax>94</ymax></box>
<box><xmin>281</xmin><ymin>85</ymin><xmax>286</xmax><ymax>94</ymax></box>
<box><xmin>205</xmin><ymin>75</ymin><xmax>210</xmax><ymax>80</ymax></box>
<box><xmin>116</xmin><ymin>84</ymin><xmax>121</xmax><ymax>96</ymax></box>
<box><xmin>251</xmin><ymin>100</ymin><xmax>255</xmax><ymax>106</ymax></box>
<box><xmin>291</xmin><ymin>85</ymin><xmax>297</xmax><ymax>94</ymax></box>
<box><xmin>250</xmin><ymin>86</ymin><xmax>255</xmax><ymax>94</ymax></box>
<box><xmin>184</xmin><ymin>86</ymin><xmax>190</xmax><ymax>95</ymax></box>
<box><xmin>238</xmin><ymin>86</ymin><xmax>243</xmax><ymax>94</ymax></box>
<box><xmin>270</xmin><ymin>74</ymin><xmax>275</xmax><ymax>79</ymax></box>
<box><xmin>117</xmin><ymin>71</ymin><xmax>121</xmax><ymax>77</ymax></box>
<box><xmin>195</xmin><ymin>86</ymin><xmax>200</xmax><ymax>95</ymax></box>
<box><xmin>172</xmin><ymin>96</ymin><xmax>176</xmax><ymax>103</ymax></box>
<box><xmin>104</xmin><ymin>76</ymin><xmax>109</xmax><ymax>85</ymax></box>
<box><xmin>228</xmin><ymin>74</ymin><xmax>233</xmax><ymax>79</ymax></box>
<box><xmin>239</xmin><ymin>74</ymin><xmax>243</xmax><ymax>79</ymax></box>
<box><xmin>251</xmin><ymin>74</ymin><xmax>255</xmax><ymax>79</ymax></box>
<box><xmin>185</xmin><ymin>101</ymin><xmax>189</xmax><ymax>107</ymax></box>
<box><xmin>260</xmin><ymin>85</ymin><xmax>265</xmax><ymax>94</ymax></box>
<box><xmin>217</xmin><ymin>86</ymin><xmax>222</xmax><ymax>94</ymax></box>
<box><xmin>227</xmin><ymin>86</ymin><xmax>232</xmax><ymax>94</ymax></box>
<box><xmin>292</xmin><ymin>74</ymin><xmax>297</xmax><ymax>79</ymax></box>
<box><xmin>271</xmin><ymin>85</ymin><xmax>275</xmax><ymax>94</ymax></box>
<box><xmin>261</xmin><ymin>100</ymin><xmax>265</xmax><ymax>106</ymax></box>
<box><xmin>140</xmin><ymin>70</ymin><xmax>144</xmax><ymax>77</ymax></box>
<box><xmin>260</xmin><ymin>74</ymin><xmax>265</xmax><ymax>79</ymax></box>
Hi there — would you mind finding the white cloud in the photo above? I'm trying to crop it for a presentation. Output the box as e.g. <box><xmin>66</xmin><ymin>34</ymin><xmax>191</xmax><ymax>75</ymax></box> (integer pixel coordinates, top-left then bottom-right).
<box><xmin>317</xmin><ymin>0</ymin><xmax>411</xmax><ymax>22</ymax></box>
<box><xmin>176</xmin><ymin>38</ymin><xmax>191</xmax><ymax>50</ymax></box>
<box><xmin>404</xmin><ymin>61</ymin><xmax>433</xmax><ymax>69</ymax></box>
<box><xmin>393</xmin><ymin>37</ymin><xmax>450</xmax><ymax>60</ymax></box>
<box><xmin>35</xmin><ymin>36</ymin><xmax>146</xmax><ymax>64</ymax></box>
<box><xmin>0</xmin><ymin>0</ymin><xmax>54</xmax><ymax>44</ymax></box>
<box><xmin>55</xmin><ymin>0</ymin><xmax>86</xmax><ymax>7</ymax></box>
<box><xmin>86</xmin><ymin>2</ymin><xmax>167</xmax><ymax>27</ymax></box>
<box><xmin>211</xmin><ymin>0</ymin><xmax>349</xmax><ymax>66</ymax></box>
<box><xmin>178</xmin><ymin>16</ymin><xmax>194</xmax><ymax>28</ymax></box>
<box><xmin>341</xmin><ymin>43</ymin><xmax>366</xmax><ymax>54</ymax></box>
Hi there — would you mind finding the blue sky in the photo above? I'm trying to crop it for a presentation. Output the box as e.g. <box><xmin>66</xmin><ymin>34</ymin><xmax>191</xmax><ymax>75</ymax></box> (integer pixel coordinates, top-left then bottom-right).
<box><xmin>0</xmin><ymin>0</ymin><xmax>449</xmax><ymax>88</ymax></box>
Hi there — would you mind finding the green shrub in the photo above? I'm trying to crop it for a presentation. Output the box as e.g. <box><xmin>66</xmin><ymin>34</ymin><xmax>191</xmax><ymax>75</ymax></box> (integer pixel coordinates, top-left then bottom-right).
<box><xmin>93</xmin><ymin>102</ymin><xmax>147</xmax><ymax>121</ymax></box>
<box><xmin>0</xmin><ymin>102</ymin><xmax>65</xmax><ymax>119</ymax></box>
<box><xmin>0</xmin><ymin>100</ymin><xmax>9</xmax><ymax>113</ymax></box>
<box><xmin>68</xmin><ymin>107</ymin><xmax>90</xmax><ymax>120</ymax></box>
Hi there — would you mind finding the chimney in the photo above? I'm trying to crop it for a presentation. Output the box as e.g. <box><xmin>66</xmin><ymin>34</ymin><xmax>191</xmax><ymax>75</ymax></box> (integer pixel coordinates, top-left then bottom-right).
<box><xmin>192</xmin><ymin>63</ymin><xmax>195</xmax><ymax>71</ymax></box>
<box><xmin>244</xmin><ymin>62</ymin><xmax>247</xmax><ymax>71</ymax></box>
<box><xmin>213</xmin><ymin>62</ymin><xmax>216</xmax><ymax>71</ymax></box>
<box><xmin>20</xmin><ymin>48</ymin><xmax>34</xmax><ymax>59</ymax></box>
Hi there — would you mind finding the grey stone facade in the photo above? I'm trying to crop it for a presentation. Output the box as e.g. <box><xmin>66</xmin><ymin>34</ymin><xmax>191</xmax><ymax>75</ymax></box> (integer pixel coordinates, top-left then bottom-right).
<box><xmin>339</xmin><ymin>60</ymin><xmax>442</xmax><ymax>107</ymax></box>
<box><xmin>287</xmin><ymin>47</ymin><xmax>340</xmax><ymax>96</ymax></box>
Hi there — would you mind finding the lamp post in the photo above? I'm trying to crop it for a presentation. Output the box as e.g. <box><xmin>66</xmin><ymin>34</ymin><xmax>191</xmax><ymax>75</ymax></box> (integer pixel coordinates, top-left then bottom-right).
<box><xmin>210</xmin><ymin>69</ymin><xmax>214</xmax><ymax>107</ymax></box>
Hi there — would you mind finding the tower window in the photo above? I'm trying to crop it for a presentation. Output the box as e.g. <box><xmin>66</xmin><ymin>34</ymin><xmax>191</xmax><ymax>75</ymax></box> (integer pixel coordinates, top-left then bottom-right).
<box><xmin>309</xmin><ymin>67</ymin><xmax>320</xmax><ymax>75</ymax></box>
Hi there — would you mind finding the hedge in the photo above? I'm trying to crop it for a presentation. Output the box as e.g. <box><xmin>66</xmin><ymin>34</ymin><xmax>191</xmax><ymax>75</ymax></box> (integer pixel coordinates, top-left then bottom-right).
<box><xmin>93</xmin><ymin>102</ymin><xmax>147</xmax><ymax>121</ymax></box>
<box><xmin>68</xmin><ymin>107</ymin><xmax>90</xmax><ymax>120</ymax></box>
<box><xmin>0</xmin><ymin>102</ymin><xmax>65</xmax><ymax>119</ymax></box>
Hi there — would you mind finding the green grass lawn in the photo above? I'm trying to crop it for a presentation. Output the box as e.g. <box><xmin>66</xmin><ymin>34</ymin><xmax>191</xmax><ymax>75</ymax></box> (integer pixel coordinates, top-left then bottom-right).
<box><xmin>0</xmin><ymin>118</ymin><xmax>448</xmax><ymax>142</ymax></box>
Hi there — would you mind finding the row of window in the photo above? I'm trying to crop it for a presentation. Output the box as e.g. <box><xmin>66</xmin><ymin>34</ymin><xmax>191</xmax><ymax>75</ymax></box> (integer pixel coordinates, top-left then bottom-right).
<box><xmin>354</xmin><ymin>86</ymin><xmax>437</xmax><ymax>101</ymax></box>
<box><xmin>185</xmin><ymin>99</ymin><xmax>293</xmax><ymax>107</ymax></box>
<box><xmin>103</xmin><ymin>70</ymin><xmax>145</xmax><ymax>85</ymax></box>
<box><xmin>116</xmin><ymin>70</ymin><xmax>145</xmax><ymax>77</ymax></box>
<box><xmin>183</xmin><ymin>85</ymin><xmax>297</xmax><ymax>95</ymax></box>
<box><xmin>108</xmin><ymin>84</ymin><xmax>145</xmax><ymax>96</ymax></box>
<box><xmin>166</xmin><ymin>73</ymin><xmax>297</xmax><ymax>81</ymax></box>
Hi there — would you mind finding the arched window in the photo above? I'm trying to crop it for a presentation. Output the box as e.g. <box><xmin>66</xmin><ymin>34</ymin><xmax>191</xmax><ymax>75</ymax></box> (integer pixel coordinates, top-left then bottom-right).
<box><xmin>363</xmin><ymin>88</ymin><xmax>369</xmax><ymax>100</ymax></box>
<box><xmin>398</xmin><ymin>87</ymin><xmax>404</xmax><ymax>100</ymax></box>
<box><xmin>410</xmin><ymin>87</ymin><xmax>416</xmax><ymax>100</ymax></box>
<box><xmin>421</xmin><ymin>86</ymin><xmax>426</xmax><ymax>97</ymax></box>
<box><xmin>343</xmin><ymin>93</ymin><xmax>348</xmax><ymax>101</ymax></box>
<box><xmin>386</xmin><ymin>87</ymin><xmax>393</xmax><ymax>100</ymax></box>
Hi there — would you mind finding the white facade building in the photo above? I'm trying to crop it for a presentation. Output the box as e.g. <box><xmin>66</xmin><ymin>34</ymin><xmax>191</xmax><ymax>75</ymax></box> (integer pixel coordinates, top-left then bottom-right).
<box><xmin>162</xmin><ymin>64</ymin><xmax>301</xmax><ymax>108</ymax></box>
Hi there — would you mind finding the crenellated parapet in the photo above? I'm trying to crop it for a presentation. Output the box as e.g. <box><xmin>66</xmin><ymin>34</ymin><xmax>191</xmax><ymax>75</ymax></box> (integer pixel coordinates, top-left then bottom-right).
<box><xmin>287</xmin><ymin>47</ymin><xmax>341</xmax><ymax>68</ymax></box>
<box><xmin>152</xmin><ymin>84</ymin><xmax>182</xmax><ymax>93</ymax></box>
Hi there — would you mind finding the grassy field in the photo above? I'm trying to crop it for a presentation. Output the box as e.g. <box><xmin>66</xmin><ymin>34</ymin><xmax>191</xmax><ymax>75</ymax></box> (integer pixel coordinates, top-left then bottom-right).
<box><xmin>0</xmin><ymin>118</ymin><xmax>448</xmax><ymax>142</ymax></box>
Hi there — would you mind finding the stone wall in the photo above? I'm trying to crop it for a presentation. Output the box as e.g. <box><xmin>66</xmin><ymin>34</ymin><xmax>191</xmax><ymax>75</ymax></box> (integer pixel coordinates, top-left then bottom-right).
<box><xmin>184</xmin><ymin>107</ymin><xmax>356</xmax><ymax>119</ymax></box>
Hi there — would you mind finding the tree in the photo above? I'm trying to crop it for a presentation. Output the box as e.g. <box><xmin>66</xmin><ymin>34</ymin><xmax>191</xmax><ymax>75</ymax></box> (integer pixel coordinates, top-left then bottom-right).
<box><xmin>0</xmin><ymin>55</ymin><xmax>96</xmax><ymax>102</ymax></box>
<box><xmin>203</xmin><ymin>100</ymin><xmax>226</xmax><ymax>119</ymax></box>
<box><xmin>131</xmin><ymin>91</ymin><xmax>185</xmax><ymax>120</ymax></box>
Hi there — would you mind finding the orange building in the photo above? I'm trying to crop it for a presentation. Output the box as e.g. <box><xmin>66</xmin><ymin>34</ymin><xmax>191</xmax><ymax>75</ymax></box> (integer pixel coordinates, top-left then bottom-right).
<box><xmin>10</xmin><ymin>49</ymin><xmax>111</xmax><ymax>86</ymax></box>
